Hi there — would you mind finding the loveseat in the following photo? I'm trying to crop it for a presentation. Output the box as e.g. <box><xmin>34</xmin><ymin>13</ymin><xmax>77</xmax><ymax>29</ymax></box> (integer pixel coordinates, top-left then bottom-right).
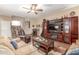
<box><xmin>0</xmin><ymin>36</ymin><xmax>37</xmax><ymax>55</ymax></box>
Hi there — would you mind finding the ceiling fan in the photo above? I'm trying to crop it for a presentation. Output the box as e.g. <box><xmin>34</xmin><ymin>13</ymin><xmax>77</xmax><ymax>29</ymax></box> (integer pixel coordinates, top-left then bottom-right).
<box><xmin>22</xmin><ymin>4</ymin><xmax>43</xmax><ymax>14</ymax></box>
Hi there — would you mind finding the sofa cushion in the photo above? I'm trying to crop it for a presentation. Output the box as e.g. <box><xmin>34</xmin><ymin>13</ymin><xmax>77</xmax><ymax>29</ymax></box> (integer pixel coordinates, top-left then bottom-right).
<box><xmin>17</xmin><ymin>41</ymin><xmax>27</xmax><ymax>48</ymax></box>
<box><xmin>15</xmin><ymin>45</ymin><xmax>36</xmax><ymax>55</ymax></box>
<box><xmin>66</xmin><ymin>43</ymin><xmax>79</xmax><ymax>54</ymax></box>
<box><xmin>0</xmin><ymin>36</ymin><xmax>15</xmax><ymax>52</ymax></box>
<box><xmin>0</xmin><ymin>44</ymin><xmax>15</xmax><ymax>55</ymax></box>
<box><xmin>67</xmin><ymin>48</ymin><xmax>79</xmax><ymax>55</ymax></box>
<box><xmin>15</xmin><ymin>38</ymin><xmax>21</xmax><ymax>42</ymax></box>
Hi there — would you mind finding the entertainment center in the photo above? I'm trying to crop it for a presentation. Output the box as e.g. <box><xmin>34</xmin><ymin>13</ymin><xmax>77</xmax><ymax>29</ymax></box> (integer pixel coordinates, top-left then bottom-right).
<box><xmin>42</xmin><ymin>16</ymin><xmax>78</xmax><ymax>44</ymax></box>
<box><xmin>32</xmin><ymin>16</ymin><xmax>78</xmax><ymax>54</ymax></box>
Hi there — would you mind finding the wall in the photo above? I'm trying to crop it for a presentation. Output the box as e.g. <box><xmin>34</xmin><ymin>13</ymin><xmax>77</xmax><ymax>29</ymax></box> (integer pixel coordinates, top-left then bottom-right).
<box><xmin>34</xmin><ymin>6</ymin><xmax>79</xmax><ymax>24</ymax></box>
<box><xmin>0</xmin><ymin>20</ymin><xmax>11</xmax><ymax>37</ymax></box>
<box><xmin>0</xmin><ymin>15</ymin><xmax>11</xmax><ymax>37</ymax></box>
<box><xmin>0</xmin><ymin>15</ymin><xmax>35</xmax><ymax>37</ymax></box>
<box><xmin>0</xmin><ymin>15</ymin><xmax>34</xmax><ymax>37</ymax></box>
<box><xmin>11</xmin><ymin>16</ymin><xmax>33</xmax><ymax>34</ymax></box>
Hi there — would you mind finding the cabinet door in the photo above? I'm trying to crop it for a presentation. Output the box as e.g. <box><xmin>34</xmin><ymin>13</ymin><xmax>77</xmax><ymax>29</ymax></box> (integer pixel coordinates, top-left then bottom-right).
<box><xmin>71</xmin><ymin>16</ymin><xmax>78</xmax><ymax>35</ymax></box>
<box><xmin>57</xmin><ymin>33</ymin><xmax>63</xmax><ymax>42</ymax></box>
<box><xmin>63</xmin><ymin>18</ymin><xmax>70</xmax><ymax>34</ymax></box>
<box><xmin>71</xmin><ymin>16</ymin><xmax>78</xmax><ymax>42</ymax></box>
<box><xmin>64</xmin><ymin>34</ymin><xmax>71</xmax><ymax>44</ymax></box>
<box><xmin>63</xmin><ymin>18</ymin><xmax>71</xmax><ymax>44</ymax></box>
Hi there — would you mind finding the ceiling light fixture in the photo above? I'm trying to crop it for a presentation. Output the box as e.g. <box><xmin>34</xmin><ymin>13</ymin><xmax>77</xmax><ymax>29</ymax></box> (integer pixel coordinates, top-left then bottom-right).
<box><xmin>22</xmin><ymin>4</ymin><xmax>43</xmax><ymax>15</ymax></box>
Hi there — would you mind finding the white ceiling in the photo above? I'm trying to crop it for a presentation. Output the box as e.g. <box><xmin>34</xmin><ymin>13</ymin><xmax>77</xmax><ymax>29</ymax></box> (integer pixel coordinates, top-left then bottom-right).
<box><xmin>0</xmin><ymin>4</ymin><xmax>78</xmax><ymax>19</ymax></box>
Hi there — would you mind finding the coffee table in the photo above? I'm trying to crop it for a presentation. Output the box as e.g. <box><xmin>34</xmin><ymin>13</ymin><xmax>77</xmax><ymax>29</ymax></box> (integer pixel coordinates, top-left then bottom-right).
<box><xmin>32</xmin><ymin>37</ymin><xmax>54</xmax><ymax>55</ymax></box>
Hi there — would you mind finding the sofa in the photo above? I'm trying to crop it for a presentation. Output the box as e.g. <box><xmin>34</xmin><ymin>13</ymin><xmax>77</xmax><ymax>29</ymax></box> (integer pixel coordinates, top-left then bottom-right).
<box><xmin>0</xmin><ymin>36</ymin><xmax>37</xmax><ymax>55</ymax></box>
<box><xmin>66</xmin><ymin>39</ymin><xmax>79</xmax><ymax>55</ymax></box>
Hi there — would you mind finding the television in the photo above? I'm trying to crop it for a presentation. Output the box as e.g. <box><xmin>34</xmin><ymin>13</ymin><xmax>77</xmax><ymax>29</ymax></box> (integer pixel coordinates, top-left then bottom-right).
<box><xmin>49</xmin><ymin>24</ymin><xmax>59</xmax><ymax>29</ymax></box>
<box><xmin>47</xmin><ymin>21</ymin><xmax>61</xmax><ymax>33</ymax></box>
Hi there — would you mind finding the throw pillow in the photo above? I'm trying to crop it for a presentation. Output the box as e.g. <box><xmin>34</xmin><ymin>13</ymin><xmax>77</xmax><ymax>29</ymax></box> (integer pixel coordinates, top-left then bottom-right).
<box><xmin>11</xmin><ymin>39</ymin><xmax>17</xmax><ymax>49</ymax></box>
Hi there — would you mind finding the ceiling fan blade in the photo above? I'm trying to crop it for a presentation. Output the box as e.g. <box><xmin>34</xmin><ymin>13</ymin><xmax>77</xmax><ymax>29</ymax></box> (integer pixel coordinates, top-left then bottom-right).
<box><xmin>27</xmin><ymin>11</ymin><xmax>31</xmax><ymax>13</ymax></box>
<box><xmin>31</xmin><ymin>4</ymin><xmax>37</xmax><ymax>10</ymax></box>
<box><xmin>36</xmin><ymin>9</ymin><xmax>43</xmax><ymax>11</ymax></box>
<box><xmin>22</xmin><ymin>7</ymin><xmax>30</xmax><ymax>10</ymax></box>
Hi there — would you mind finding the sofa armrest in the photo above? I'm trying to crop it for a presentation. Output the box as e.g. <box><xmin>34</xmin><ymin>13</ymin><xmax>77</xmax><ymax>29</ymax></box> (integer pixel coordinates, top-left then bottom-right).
<box><xmin>15</xmin><ymin>45</ymin><xmax>36</xmax><ymax>55</ymax></box>
<box><xmin>66</xmin><ymin>43</ymin><xmax>79</xmax><ymax>55</ymax></box>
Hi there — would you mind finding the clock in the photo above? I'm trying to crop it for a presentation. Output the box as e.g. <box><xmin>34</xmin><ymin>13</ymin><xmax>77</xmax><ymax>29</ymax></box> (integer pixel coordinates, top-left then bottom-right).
<box><xmin>70</xmin><ymin>11</ymin><xmax>76</xmax><ymax>16</ymax></box>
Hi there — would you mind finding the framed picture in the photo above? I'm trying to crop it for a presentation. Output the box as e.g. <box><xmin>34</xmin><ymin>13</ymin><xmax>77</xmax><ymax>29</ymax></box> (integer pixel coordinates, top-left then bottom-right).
<box><xmin>24</xmin><ymin>21</ymin><xmax>30</xmax><ymax>28</ymax></box>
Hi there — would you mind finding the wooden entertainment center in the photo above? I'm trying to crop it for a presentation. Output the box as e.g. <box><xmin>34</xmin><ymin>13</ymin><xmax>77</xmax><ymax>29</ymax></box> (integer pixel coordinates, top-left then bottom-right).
<box><xmin>32</xmin><ymin>16</ymin><xmax>78</xmax><ymax>54</ymax></box>
<box><xmin>42</xmin><ymin>16</ymin><xmax>78</xmax><ymax>44</ymax></box>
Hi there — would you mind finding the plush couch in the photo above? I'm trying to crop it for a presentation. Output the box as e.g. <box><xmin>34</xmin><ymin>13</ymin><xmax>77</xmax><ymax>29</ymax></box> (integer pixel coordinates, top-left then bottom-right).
<box><xmin>66</xmin><ymin>39</ymin><xmax>79</xmax><ymax>55</ymax></box>
<box><xmin>0</xmin><ymin>36</ymin><xmax>37</xmax><ymax>55</ymax></box>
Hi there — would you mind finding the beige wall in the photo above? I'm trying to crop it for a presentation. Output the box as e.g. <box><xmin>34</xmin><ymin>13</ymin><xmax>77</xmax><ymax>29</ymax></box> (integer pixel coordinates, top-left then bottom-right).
<box><xmin>0</xmin><ymin>15</ymin><xmax>11</xmax><ymax>21</ymax></box>
<box><xmin>0</xmin><ymin>15</ymin><xmax>34</xmax><ymax>37</ymax></box>
<box><xmin>0</xmin><ymin>15</ymin><xmax>11</xmax><ymax>37</ymax></box>
<box><xmin>34</xmin><ymin>6</ymin><xmax>79</xmax><ymax>25</ymax></box>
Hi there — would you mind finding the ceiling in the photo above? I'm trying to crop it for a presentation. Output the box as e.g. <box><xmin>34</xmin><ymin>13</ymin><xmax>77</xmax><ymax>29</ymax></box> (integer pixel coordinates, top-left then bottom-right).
<box><xmin>0</xmin><ymin>4</ymin><xmax>78</xmax><ymax>19</ymax></box>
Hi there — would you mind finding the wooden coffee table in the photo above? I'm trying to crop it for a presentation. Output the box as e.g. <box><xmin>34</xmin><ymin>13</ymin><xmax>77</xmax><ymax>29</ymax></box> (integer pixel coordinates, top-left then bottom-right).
<box><xmin>32</xmin><ymin>37</ymin><xmax>54</xmax><ymax>55</ymax></box>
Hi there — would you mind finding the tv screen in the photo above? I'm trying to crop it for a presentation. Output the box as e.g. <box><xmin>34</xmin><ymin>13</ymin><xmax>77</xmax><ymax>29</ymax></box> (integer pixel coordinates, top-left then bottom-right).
<box><xmin>48</xmin><ymin>24</ymin><xmax>60</xmax><ymax>33</ymax></box>
<box><xmin>48</xmin><ymin>25</ymin><xmax>55</xmax><ymax>30</ymax></box>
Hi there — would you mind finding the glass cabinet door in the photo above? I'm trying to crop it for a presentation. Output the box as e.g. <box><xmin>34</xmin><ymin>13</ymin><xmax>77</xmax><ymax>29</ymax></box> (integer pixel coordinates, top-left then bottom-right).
<box><xmin>63</xmin><ymin>19</ymin><xmax>70</xmax><ymax>34</ymax></box>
